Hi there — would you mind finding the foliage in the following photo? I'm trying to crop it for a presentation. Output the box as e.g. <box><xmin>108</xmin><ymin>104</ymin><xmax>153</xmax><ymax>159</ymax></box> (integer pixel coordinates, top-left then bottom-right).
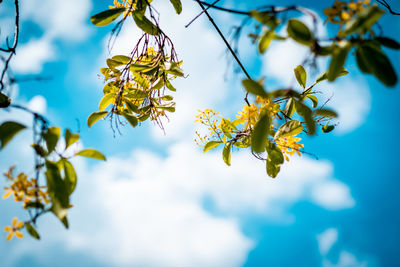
<box><xmin>0</xmin><ymin>0</ymin><xmax>399</xmax><ymax>241</ymax></box>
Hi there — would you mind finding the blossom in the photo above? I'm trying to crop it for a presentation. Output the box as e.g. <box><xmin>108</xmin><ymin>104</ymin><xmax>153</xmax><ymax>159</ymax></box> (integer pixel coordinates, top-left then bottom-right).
<box><xmin>109</xmin><ymin>0</ymin><xmax>136</xmax><ymax>16</ymax></box>
<box><xmin>276</xmin><ymin>136</ymin><xmax>304</xmax><ymax>161</ymax></box>
<box><xmin>4</xmin><ymin>217</ymin><xmax>24</xmax><ymax>241</ymax></box>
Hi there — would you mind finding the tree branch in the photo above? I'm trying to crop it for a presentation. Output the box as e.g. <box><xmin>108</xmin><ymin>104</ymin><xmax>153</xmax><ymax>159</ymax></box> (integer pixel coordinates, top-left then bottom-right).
<box><xmin>376</xmin><ymin>0</ymin><xmax>400</xmax><ymax>15</ymax></box>
<box><xmin>0</xmin><ymin>0</ymin><xmax>20</xmax><ymax>91</ymax></box>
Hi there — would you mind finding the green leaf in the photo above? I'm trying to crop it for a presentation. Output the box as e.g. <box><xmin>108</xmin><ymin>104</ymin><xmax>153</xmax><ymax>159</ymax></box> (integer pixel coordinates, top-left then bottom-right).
<box><xmin>268</xmin><ymin>89</ymin><xmax>301</xmax><ymax>99</ymax></box>
<box><xmin>251</xmin><ymin>113</ymin><xmax>270</xmax><ymax>153</ymax></box>
<box><xmin>203</xmin><ymin>141</ymin><xmax>223</xmax><ymax>153</ymax></box>
<box><xmin>315</xmin><ymin>68</ymin><xmax>348</xmax><ymax>83</ymax></box>
<box><xmin>355</xmin><ymin>46</ymin><xmax>372</xmax><ymax>74</ymax></box>
<box><xmin>327</xmin><ymin>41</ymin><xmax>351</xmax><ymax>81</ymax></box>
<box><xmin>169</xmin><ymin>0</ymin><xmax>182</xmax><ymax>14</ymax></box>
<box><xmin>0</xmin><ymin>121</ymin><xmax>26</xmax><ymax>149</ymax></box>
<box><xmin>0</xmin><ymin>92</ymin><xmax>11</xmax><ymax>108</ymax></box>
<box><xmin>112</xmin><ymin>55</ymin><xmax>132</xmax><ymax>64</ymax></box>
<box><xmin>90</xmin><ymin>8</ymin><xmax>125</xmax><ymax>27</ymax></box>
<box><xmin>165</xmin><ymin>80</ymin><xmax>177</xmax><ymax>91</ymax></box>
<box><xmin>356</xmin><ymin>44</ymin><xmax>397</xmax><ymax>87</ymax></box>
<box><xmin>287</xmin><ymin>19</ymin><xmax>313</xmax><ymax>46</ymax></box>
<box><xmin>258</xmin><ymin>30</ymin><xmax>274</xmax><ymax>54</ymax></box>
<box><xmin>87</xmin><ymin>111</ymin><xmax>108</xmax><ymax>128</ymax></box>
<box><xmin>99</xmin><ymin>93</ymin><xmax>115</xmax><ymax>111</ymax></box>
<box><xmin>32</xmin><ymin>144</ymin><xmax>47</xmax><ymax>157</ymax></box>
<box><xmin>265</xmin><ymin>142</ymin><xmax>284</xmax><ymax>178</ymax></box>
<box><xmin>65</xmin><ymin>129</ymin><xmax>80</xmax><ymax>149</ymax></box>
<box><xmin>25</xmin><ymin>223</ymin><xmax>40</xmax><ymax>240</ymax></box>
<box><xmin>132</xmin><ymin>13</ymin><xmax>160</xmax><ymax>35</ymax></box>
<box><xmin>284</xmin><ymin>98</ymin><xmax>296</xmax><ymax>117</ymax></box>
<box><xmin>294</xmin><ymin>65</ymin><xmax>307</xmax><ymax>89</ymax></box>
<box><xmin>158</xmin><ymin>105</ymin><xmax>176</xmax><ymax>113</ymax></box>
<box><xmin>242</xmin><ymin>79</ymin><xmax>268</xmax><ymax>98</ymax></box>
<box><xmin>45</xmin><ymin>161</ymin><xmax>69</xmax><ymax>219</ymax></box>
<box><xmin>123</xmin><ymin>112</ymin><xmax>138</xmax><ymax>128</ymax></box>
<box><xmin>295</xmin><ymin>101</ymin><xmax>315</xmax><ymax>135</ymax></box>
<box><xmin>61</xmin><ymin>216</ymin><xmax>69</xmax><ymax>229</ymax></box>
<box><xmin>76</xmin><ymin>149</ymin><xmax>106</xmax><ymax>161</ymax></box>
<box><xmin>274</xmin><ymin>120</ymin><xmax>303</xmax><ymax>139</ymax></box>
<box><xmin>322</xmin><ymin>123</ymin><xmax>335</xmax><ymax>133</ymax></box>
<box><xmin>222</xmin><ymin>142</ymin><xmax>232</xmax><ymax>166</ymax></box>
<box><xmin>306</xmin><ymin>94</ymin><xmax>318</xmax><ymax>108</ymax></box>
<box><xmin>124</xmin><ymin>99</ymin><xmax>140</xmax><ymax>113</ymax></box>
<box><xmin>314</xmin><ymin>108</ymin><xmax>338</xmax><ymax>118</ymax></box>
<box><xmin>344</xmin><ymin>5</ymin><xmax>384</xmax><ymax>35</ymax></box>
<box><xmin>376</xmin><ymin>37</ymin><xmax>400</xmax><ymax>50</ymax></box>
<box><xmin>63</xmin><ymin>160</ymin><xmax>77</xmax><ymax>195</ymax></box>
<box><xmin>42</xmin><ymin>127</ymin><xmax>60</xmax><ymax>153</ymax></box>
<box><xmin>161</xmin><ymin>95</ymin><xmax>174</xmax><ymax>101</ymax></box>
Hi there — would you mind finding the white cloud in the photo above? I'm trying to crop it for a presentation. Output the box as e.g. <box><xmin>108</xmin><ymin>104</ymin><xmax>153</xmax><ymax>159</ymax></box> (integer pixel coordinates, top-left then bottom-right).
<box><xmin>317</xmin><ymin>228</ymin><xmax>338</xmax><ymax>255</ymax></box>
<box><xmin>311</xmin><ymin>180</ymin><xmax>355</xmax><ymax>210</ymax></box>
<box><xmin>323</xmin><ymin>251</ymin><xmax>368</xmax><ymax>267</ymax></box>
<box><xmin>38</xmin><ymin>140</ymin><xmax>355</xmax><ymax>266</ymax></box>
<box><xmin>320</xmin><ymin>79</ymin><xmax>371</xmax><ymax>134</ymax></box>
<box><xmin>318</xmin><ymin>229</ymin><xmax>370</xmax><ymax>267</ymax></box>
<box><xmin>11</xmin><ymin>37</ymin><xmax>55</xmax><ymax>74</ymax></box>
<box><xmin>10</xmin><ymin>0</ymin><xmax>92</xmax><ymax>74</ymax></box>
<box><xmin>20</xmin><ymin>0</ymin><xmax>92</xmax><ymax>42</ymax></box>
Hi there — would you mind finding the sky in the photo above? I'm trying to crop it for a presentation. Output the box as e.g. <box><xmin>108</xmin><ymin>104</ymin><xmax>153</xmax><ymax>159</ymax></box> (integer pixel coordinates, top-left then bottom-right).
<box><xmin>0</xmin><ymin>0</ymin><xmax>400</xmax><ymax>266</ymax></box>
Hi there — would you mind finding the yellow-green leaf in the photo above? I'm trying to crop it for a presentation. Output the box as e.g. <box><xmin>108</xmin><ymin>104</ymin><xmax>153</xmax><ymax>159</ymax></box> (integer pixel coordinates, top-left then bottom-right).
<box><xmin>294</xmin><ymin>65</ymin><xmax>307</xmax><ymax>89</ymax></box>
<box><xmin>65</xmin><ymin>129</ymin><xmax>80</xmax><ymax>149</ymax></box>
<box><xmin>222</xmin><ymin>142</ymin><xmax>232</xmax><ymax>166</ymax></box>
<box><xmin>99</xmin><ymin>93</ymin><xmax>115</xmax><ymax>111</ymax></box>
<box><xmin>75</xmin><ymin>149</ymin><xmax>106</xmax><ymax>161</ymax></box>
<box><xmin>274</xmin><ymin>120</ymin><xmax>303</xmax><ymax>139</ymax></box>
<box><xmin>90</xmin><ymin>8</ymin><xmax>125</xmax><ymax>27</ymax></box>
<box><xmin>203</xmin><ymin>141</ymin><xmax>222</xmax><ymax>153</ymax></box>
<box><xmin>251</xmin><ymin>113</ymin><xmax>270</xmax><ymax>153</ymax></box>
<box><xmin>42</xmin><ymin>127</ymin><xmax>60</xmax><ymax>153</ymax></box>
<box><xmin>287</xmin><ymin>19</ymin><xmax>313</xmax><ymax>46</ymax></box>
<box><xmin>242</xmin><ymin>79</ymin><xmax>268</xmax><ymax>98</ymax></box>
<box><xmin>0</xmin><ymin>121</ymin><xmax>26</xmax><ymax>149</ymax></box>
<box><xmin>169</xmin><ymin>0</ymin><xmax>182</xmax><ymax>14</ymax></box>
<box><xmin>87</xmin><ymin>111</ymin><xmax>108</xmax><ymax>128</ymax></box>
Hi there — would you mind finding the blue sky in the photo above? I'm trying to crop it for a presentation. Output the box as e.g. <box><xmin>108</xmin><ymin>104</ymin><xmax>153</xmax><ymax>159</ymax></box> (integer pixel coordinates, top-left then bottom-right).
<box><xmin>1</xmin><ymin>0</ymin><xmax>400</xmax><ymax>266</ymax></box>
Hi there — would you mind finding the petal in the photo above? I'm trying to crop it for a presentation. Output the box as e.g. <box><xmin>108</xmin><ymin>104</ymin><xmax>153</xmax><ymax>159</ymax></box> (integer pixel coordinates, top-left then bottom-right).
<box><xmin>4</xmin><ymin>226</ymin><xmax>12</xmax><ymax>232</ymax></box>
<box><xmin>6</xmin><ymin>232</ymin><xmax>13</xmax><ymax>241</ymax></box>
<box><xmin>16</xmin><ymin>221</ymin><xmax>24</xmax><ymax>229</ymax></box>
<box><xmin>12</xmin><ymin>217</ymin><xmax>17</xmax><ymax>227</ymax></box>
<box><xmin>15</xmin><ymin>231</ymin><xmax>23</xmax><ymax>239</ymax></box>
<box><xmin>2</xmin><ymin>191</ymin><xmax>12</xmax><ymax>199</ymax></box>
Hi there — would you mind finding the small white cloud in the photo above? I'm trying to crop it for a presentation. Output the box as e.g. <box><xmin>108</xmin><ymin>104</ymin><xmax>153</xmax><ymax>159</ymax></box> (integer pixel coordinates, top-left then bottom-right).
<box><xmin>20</xmin><ymin>0</ymin><xmax>92</xmax><ymax>42</ymax></box>
<box><xmin>27</xmin><ymin>95</ymin><xmax>47</xmax><ymax>114</ymax></box>
<box><xmin>320</xmin><ymin>78</ymin><xmax>371</xmax><ymax>134</ymax></box>
<box><xmin>311</xmin><ymin>180</ymin><xmax>355</xmax><ymax>210</ymax></box>
<box><xmin>317</xmin><ymin>228</ymin><xmax>338</xmax><ymax>255</ymax></box>
<box><xmin>11</xmin><ymin>37</ymin><xmax>55</xmax><ymax>74</ymax></box>
<box><xmin>323</xmin><ymin>251</ymin><xmax>368</xmax><ymax>267</ymax></box>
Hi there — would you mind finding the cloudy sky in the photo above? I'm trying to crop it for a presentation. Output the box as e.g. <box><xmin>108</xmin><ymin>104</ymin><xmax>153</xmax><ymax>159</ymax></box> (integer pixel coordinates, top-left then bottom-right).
<box><xmin>1</xmin><ymin>0</ymin><xmax>399</xmax><ymax>266</ymax></box>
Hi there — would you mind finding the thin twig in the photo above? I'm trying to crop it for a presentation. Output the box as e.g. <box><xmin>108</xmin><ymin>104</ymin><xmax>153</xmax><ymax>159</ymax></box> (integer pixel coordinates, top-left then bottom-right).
<box><xmin>376</xmin><ymin>0</ymin><xmax>400</xmax><ymax>15</ymax></box>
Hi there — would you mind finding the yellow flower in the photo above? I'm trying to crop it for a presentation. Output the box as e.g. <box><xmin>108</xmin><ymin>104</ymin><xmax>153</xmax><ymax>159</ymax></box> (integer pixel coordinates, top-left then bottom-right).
<box><xmin>4</xmin><ymin>217</ymin><xmax>24</xmax><ymax>241</ymax></box>
<box><xmin>276</xmin><ymin>136</ymin><xmax>304</xmax><ymax>161</ymax></box>
<box><xmin>236</xmin><ymin>104</ymin><xmax>259</xmax><ymax>128</ymax></box>
<box><xmin>109</xmin><ymin>0</ymin><xmax>136</xmax><ymax>16</ymax></box>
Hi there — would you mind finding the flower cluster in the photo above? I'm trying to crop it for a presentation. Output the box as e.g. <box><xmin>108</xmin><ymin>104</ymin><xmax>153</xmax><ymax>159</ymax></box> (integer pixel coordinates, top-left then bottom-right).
<box><xmin>109</xmin><ymin>0</ymin><xmax>136</xmax><ymax>16</ymax></box>
<box><xmin>324</xmin><ymin>0</ymin><xmax>371</xmax><ymax>25</ymax></box>
<box><xmin>3</xmin><ymin>166</ymin><xmax>49</xmax><ymax>208</ymax></box>
<box><xmin>276</xmin><ymin>136</ymin><xmax>304</xmax><ymax>161</ymax></box>
<box><xmin>194</xmin><ymin>109</ymin><xmax>222</xmax><ymax>145</ymax></box>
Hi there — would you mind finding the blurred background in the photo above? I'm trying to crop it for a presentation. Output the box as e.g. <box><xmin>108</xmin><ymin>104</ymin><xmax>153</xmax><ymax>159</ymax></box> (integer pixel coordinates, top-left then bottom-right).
<box><xmin>0</xmin><ymin>0</ymin><xmax>399</xmax><ymax>266</ymax></box>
